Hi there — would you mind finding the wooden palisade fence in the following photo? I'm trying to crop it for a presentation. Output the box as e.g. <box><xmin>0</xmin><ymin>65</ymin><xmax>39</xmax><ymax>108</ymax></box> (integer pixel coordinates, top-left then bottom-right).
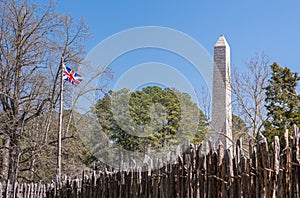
<box><xmin>1</xmin><ymin>125</ymin><xmax>300</xmax><ymax>197</ymax></box>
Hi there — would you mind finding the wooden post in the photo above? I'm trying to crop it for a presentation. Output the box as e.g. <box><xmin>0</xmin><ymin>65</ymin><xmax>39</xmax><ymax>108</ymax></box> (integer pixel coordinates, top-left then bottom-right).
<box><xmin>0</xmin><ymin>182</ymin><xmax>2</xmax><ymax>198</ymax></box>
<box><xmin>271</xmin><ymin>136</ymin><xmax>280</xmax><ymax>197</ymax></box>
<box><xmin>291</xmin><ymin>125</ymin><xmax>300</xmax><ymax>197</ymax></box>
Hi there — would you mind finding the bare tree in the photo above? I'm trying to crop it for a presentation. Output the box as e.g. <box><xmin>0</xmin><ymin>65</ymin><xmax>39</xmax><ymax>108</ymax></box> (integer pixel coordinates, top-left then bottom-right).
<box><xmin>231</xmin><ymin>53</ymin><xmax>270</xmax><ymax>137</ymax></box>
<box><xmin>0</xmin><ymin>0</ymin><xmax>90</xmax><ymax>183</ymax></box>
<box><xmin>197</xmin><ymin>85</ymin><xmax>212</xmax><ymax>121</ymax></box>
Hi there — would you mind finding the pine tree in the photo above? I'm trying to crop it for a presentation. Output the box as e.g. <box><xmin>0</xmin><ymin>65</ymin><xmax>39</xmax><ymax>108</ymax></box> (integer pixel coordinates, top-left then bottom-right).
<box><xmin>263</xmin><ymin>62</ymin><xmax>300</xmax><ymax>145</ymax></box>
<box><xmin>94</xmin><ymin>86</ymin><xmax>208</xmax><ymax>152</ymax></box>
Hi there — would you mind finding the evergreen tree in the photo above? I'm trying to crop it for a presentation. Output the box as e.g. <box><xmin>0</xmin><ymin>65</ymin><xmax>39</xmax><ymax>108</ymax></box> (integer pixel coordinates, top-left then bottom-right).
<box><xmin>94</xmin><ymin>86</ymin><xmax>208</xmax><ymax>152</ymax></box>
<box><xmin>232</xmin><ymin>114</ymin><xmax>252</xmax><ymax>155</ymax></box>
<box><xmin>232</xmin><ymin>114</ymin><xmax>249</xmax><ymax>138</ymax></box>
<box><xmin>263</xmin><ymin>62</ymin><xmax>300</xmax><ymax>145</ymax></box>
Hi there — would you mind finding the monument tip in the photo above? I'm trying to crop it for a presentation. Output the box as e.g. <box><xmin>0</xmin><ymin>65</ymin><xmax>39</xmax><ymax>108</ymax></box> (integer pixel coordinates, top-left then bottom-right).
<box><xmin>215</xmin><ymin>34</ymin><xmax>229</xmax><ymax>47</ymax></box>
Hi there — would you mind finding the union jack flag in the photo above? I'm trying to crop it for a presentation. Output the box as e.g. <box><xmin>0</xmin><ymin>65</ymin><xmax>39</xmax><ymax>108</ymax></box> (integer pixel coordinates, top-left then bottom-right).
<box><xmin>63</xmin><ymin>66</ymin><xmax>83</xmax><ymax>85</ymax></box>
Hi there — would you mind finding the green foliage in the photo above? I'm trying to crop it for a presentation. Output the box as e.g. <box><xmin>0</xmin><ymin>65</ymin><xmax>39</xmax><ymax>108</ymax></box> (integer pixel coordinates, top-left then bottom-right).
<box><xmin>232</xmin><ymin>114</ymin><xmax>249</xmax><ymax>136</ymax></box>
<box><xmin>263</xmin><ymin>62</ymin><xmax>300</xmax><ymax>145</ymax></box>
<box><xmin>232</xmin><ymin>114</ymin><xmax>253</xmax><ymax>155</ymax></box>
<box><xmin>94</xmin><ymin>86</ymin><xmax>208</xmax><ymax>152</ymax></box>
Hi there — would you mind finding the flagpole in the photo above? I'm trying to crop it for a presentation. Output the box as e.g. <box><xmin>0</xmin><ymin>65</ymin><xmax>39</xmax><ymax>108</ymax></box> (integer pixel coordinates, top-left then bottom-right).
<box><xmin>57</xmin><ymin>58</ymin><xmax>63</xmax><ymax>180</ymax></box>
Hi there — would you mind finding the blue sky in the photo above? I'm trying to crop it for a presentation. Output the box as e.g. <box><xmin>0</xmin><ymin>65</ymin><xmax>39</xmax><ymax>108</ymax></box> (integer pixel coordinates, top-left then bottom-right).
<box><xmin>55</xmin><ymin>0</ymin><xmax>300</xmax><ymax>68</ymax></box>
<box><xmin>54</xmin><ymin>0</ymin><xmax>300</xmax><ymax>95</ymax></box>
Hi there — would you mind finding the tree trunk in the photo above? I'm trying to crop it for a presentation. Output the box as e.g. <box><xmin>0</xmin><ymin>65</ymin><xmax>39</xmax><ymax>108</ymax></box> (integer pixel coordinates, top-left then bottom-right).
<box><xmin>8</xmin><ymin>137</ymin><xmax>20</xmax><ymax>184</ymax></box>
<box><xmin>0</xmin><ymin>136</ymin><xmax>10</xmax><ymax>182</ymax></box>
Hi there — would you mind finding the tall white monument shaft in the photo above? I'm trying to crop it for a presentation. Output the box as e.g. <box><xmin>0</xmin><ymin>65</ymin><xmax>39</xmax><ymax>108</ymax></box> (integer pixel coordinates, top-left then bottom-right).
<box><xmin>211</xmin><ymin>35</ymin><xmax>232</xmax><ymax>149</ymax></box>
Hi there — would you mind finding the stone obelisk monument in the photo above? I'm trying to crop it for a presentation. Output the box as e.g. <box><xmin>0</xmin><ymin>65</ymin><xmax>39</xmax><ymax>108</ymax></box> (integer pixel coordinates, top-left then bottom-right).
<box><xmin>211</xmin><ymin>35</ymin><xmax>232</xmax><ymax>150</ymax></box>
